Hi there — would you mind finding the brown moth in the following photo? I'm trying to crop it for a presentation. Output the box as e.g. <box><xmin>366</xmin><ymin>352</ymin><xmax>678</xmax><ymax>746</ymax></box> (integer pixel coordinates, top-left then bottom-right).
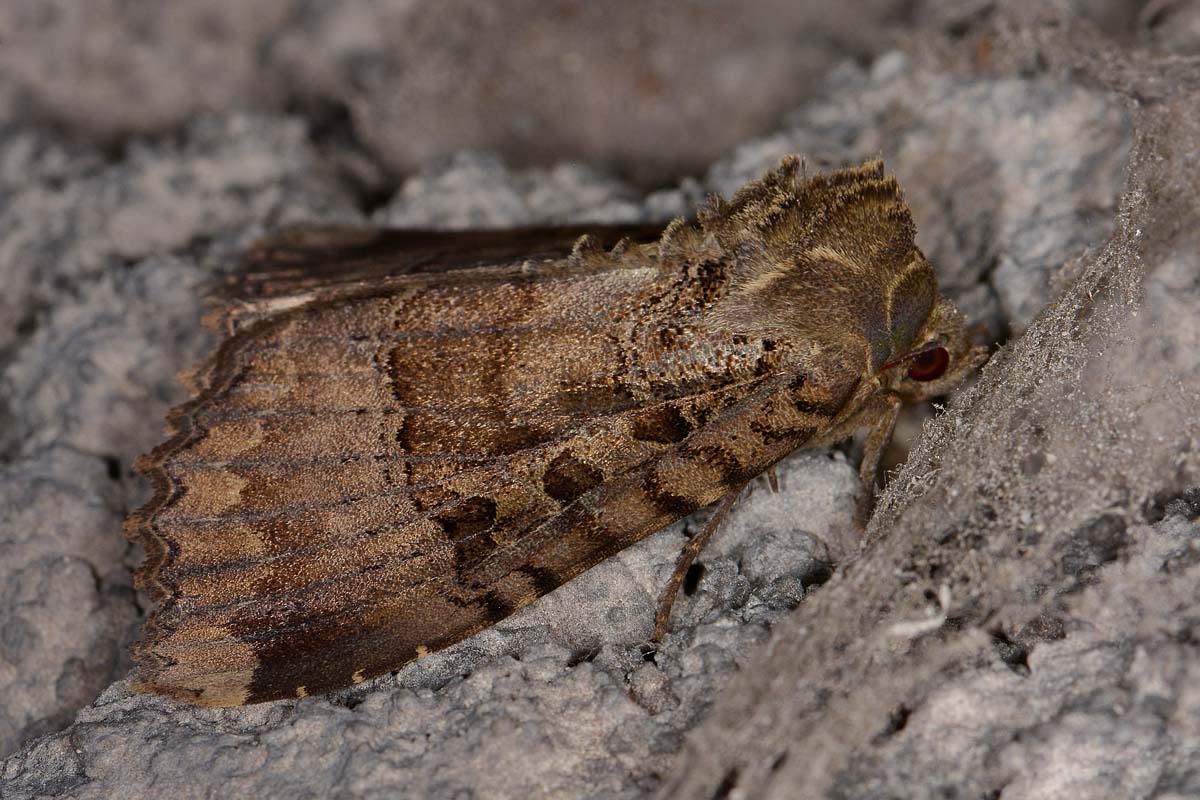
<box><xmin>127</xmin><ymin>158</ymin><xmax>985</xmax><ymax>706</ymax></box>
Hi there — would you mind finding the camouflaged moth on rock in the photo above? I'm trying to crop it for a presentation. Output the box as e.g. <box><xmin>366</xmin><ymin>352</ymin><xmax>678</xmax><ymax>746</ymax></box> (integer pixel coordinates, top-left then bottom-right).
<box><xmin>127</xmin><ymin>158</ymin><xmax>986</xmax><ymax>706</ymax></box>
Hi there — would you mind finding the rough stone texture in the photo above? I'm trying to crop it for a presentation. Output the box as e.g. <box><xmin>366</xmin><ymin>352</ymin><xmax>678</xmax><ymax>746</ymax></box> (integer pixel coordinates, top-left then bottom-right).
<box><xmin>0</xmin><ymin>0</ymin><xmax>1158</xmax><ymax>186</ymax></box>
<box><xmin>1</xmin><ymin>4</ymin><xmax>1198</xmax><ymax>800</ymax></box>
<box><xmin>830</xmin><ymin>514</ymin><xmax>1200</xmax><ymax>800</ymax></box>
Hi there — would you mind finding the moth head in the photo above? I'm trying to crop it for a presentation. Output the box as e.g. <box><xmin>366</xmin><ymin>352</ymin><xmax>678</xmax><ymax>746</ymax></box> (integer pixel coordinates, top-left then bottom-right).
<box><xmin>879</xmin><ymin>298</ymin><xmax>988</xmax><ymax>400</ymax></box>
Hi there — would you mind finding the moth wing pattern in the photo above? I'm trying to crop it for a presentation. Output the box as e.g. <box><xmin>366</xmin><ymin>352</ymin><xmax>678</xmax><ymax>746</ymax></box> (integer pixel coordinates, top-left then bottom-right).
<box><xmin>128</xmin><ymin>159</ymin><xmax>941</xmax><ymax>705</ymax></box>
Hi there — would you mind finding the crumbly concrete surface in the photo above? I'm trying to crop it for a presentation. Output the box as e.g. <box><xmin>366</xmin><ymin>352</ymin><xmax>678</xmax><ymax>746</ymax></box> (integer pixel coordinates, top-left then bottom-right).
<box><xmin>2</xmin><ymin>3</ymin><xmax>1198</xmax><ymax>798</ymax></box>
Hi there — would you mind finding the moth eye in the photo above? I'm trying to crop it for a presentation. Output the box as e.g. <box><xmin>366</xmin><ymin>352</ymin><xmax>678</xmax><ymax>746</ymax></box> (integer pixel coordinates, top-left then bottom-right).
<box><xmin>907</xmin><ymin>346</ymin><xmax>950</xmax><ymax>382</ymax></box>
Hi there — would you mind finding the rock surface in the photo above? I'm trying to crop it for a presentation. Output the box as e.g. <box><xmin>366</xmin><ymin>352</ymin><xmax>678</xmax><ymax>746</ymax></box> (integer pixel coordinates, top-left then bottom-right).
<box><xmin>0</xmin><ymin>0</ymin><xmax>905</xmax><ymax>186</ymax></box>
<box><xmin>0</xmin><ymin>0</ymin><xmax>1157</xmax><ymax>186</ymax></box>
<box><xmin>1</xmin><ymin>4</ymin><xmax>1198</xmax><ymax>799</ymax></box>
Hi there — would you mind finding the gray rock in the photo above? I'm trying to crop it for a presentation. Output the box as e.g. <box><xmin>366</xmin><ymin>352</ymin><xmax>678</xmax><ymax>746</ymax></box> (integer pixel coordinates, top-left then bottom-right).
<box><xmin>0</xmin><ymin>0</ymin><xmax>908</xmax><ymax>185</ymax></box>
<box><xmin>824</xmin><ymin>515</ymin><xmax>1200</xmax><ymax>800</ymax></box>
<box><xmin>1141</xmin><ymin>0</ymin><xmax>1200</xmax><ymax>55</ymax></box>
<box><xmin>0</xmin><ymin>1</ymin><xmax>1151</xmax><ymax>186</ymax></box>
<box><xmin>374</xmin><ymin>153</ymin><xmax>645</xmax><ymax>228</ymax></box>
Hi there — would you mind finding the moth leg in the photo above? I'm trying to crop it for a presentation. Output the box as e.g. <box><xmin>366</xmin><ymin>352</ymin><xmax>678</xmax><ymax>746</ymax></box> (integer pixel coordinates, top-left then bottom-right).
<box><xmin>653</xmin><ymin>486</ymin><xmax>745</xmax><ymax>641</ymax></box>
<box><xmin>765</xmin><ymin>467</ymin><xmax>780</xmax><ymax>494</ymax></box>
<box><xmin>855</xmin><ymin>394</ymin><xmax>902</xmax><ymax>525</ymax></box>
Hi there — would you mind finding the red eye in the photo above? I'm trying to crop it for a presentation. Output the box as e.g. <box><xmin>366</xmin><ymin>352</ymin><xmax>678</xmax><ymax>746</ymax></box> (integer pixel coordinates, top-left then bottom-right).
<box><xmin>907</xmin><ymin>346</ymin><xmax>949</xmax><ymax>382</ymax></box>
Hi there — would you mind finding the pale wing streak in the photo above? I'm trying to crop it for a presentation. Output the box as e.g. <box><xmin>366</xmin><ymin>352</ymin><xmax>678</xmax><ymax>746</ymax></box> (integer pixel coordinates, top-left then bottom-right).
<box><xmin>234</xmin><ymin>322</ymin><xmax>558</xmax><ymax>354</ymax></box>
<box><xmin>172</xmin><ymin>451</ymin><xmax>493</xmax><ymax>470</ymax></box>
<box><xmin>158</xmin><ymin>470</ymin><xmax>502</xmax><ymax>529</ymax></box>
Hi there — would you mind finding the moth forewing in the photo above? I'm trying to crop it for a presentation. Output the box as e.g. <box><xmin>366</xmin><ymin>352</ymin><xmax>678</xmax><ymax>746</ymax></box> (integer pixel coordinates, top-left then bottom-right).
<box><xmin>127</xmin><ymin>157</ymin><xmax>978</xmax><ymax>705</ymax></box>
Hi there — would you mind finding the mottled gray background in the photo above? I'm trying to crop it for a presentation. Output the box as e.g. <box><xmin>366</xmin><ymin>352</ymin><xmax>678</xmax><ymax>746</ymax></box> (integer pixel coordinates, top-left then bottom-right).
<box><xmin>1</xmin><ymin>2</ymin><xmax>1198</xmax><ymax>798</ymax></box>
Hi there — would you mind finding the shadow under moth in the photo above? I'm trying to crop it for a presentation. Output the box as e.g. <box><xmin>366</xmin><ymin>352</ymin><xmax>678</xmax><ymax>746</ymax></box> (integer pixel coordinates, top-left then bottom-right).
<box><xmin>127</xmin><ymin>158</ymin><xmax>985</xmax><ymax>706</ymax></box>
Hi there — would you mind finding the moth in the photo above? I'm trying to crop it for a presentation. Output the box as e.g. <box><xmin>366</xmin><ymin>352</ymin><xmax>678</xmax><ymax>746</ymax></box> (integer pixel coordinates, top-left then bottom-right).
<box><xmin>127</xmin><ymin>158</ymin><xmax>985</xmax><ymax>706</ymax></box>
